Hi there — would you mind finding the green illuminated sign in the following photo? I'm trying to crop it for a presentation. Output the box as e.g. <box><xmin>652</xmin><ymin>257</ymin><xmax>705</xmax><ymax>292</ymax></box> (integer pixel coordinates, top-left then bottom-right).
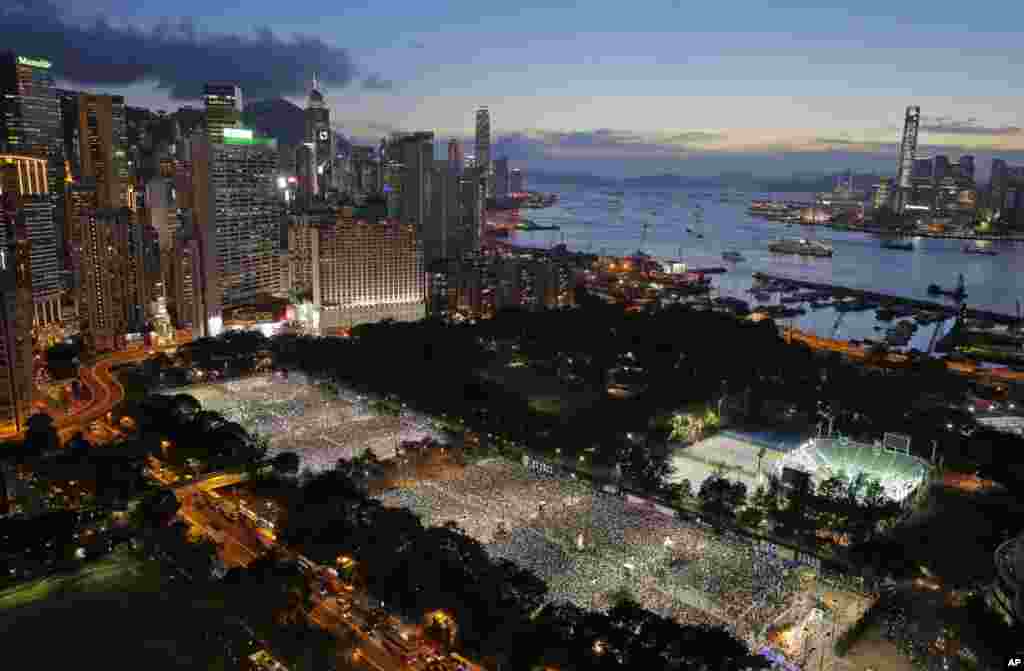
<box><xmin>223</xmin><ymin>128</ymin><xmax>253</xmax><ymax>141</ymax></box>
<box><xmin>17</xmin><ymin>56</ymin><xmax>52</xmax><ymax>69</ymax></box>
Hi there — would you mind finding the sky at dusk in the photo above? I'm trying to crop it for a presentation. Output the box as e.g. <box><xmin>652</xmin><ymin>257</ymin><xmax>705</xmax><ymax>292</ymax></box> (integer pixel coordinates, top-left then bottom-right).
<box><xmin>6</xmin><ymin>0</ymin><xmax>1024</xmax><ymax>177</ymax></box>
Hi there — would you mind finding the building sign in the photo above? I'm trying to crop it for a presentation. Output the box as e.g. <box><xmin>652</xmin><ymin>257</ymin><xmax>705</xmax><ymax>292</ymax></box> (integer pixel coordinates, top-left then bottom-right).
<box><xmin>17</xmin><ymin>56</ymin><xmax>52</xmax><ymax>69</ymax></box>
<box><xmin>223</xmin><ymin>128</ymin><xmax>254</xmax><ymax>141</ymax></box>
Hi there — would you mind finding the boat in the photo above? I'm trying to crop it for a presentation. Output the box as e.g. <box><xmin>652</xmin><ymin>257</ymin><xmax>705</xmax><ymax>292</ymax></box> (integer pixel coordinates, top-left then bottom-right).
<box><xmin>696</xmin><ymin>233</ymin><xmax>704</xmax><ymax>239</ymax></box>
<box><xmin>881</xmin><ymin>239</ymin><xmax>914</xmax><ymax>251</ymax></box>
<box><xmin>963</xmin><ymin>244</ymin><xmax>998</xmax><ymax>256</ymax></box>
<box><xmin>722</xmin><ymin>251</ymin><xmax>745</xmax><ymax>262</ymax></box>
<box><xmin>768</xmin><ymin>238</ymin><xmax>833</xmax><ymax>257</ymax></box>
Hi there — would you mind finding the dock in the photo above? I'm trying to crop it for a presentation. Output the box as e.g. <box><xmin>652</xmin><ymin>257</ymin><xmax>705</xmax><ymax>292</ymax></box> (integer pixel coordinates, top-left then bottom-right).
<box><xmin>752</xmin><ymin>272</ymin><xmax>1019</xmax><ymax>326</ymax></box>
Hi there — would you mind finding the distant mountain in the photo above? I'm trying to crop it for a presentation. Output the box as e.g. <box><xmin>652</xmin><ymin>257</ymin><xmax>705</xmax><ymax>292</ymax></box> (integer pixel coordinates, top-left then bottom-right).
<box><xmin>243</xmin><ymin>98</ymin><xmax>306</xmax><ymax>147</ymax></box>
<box><xmin>243</xmin><ymin>98</ymin><xmax>352</xmax><ymax>155</ymax></box>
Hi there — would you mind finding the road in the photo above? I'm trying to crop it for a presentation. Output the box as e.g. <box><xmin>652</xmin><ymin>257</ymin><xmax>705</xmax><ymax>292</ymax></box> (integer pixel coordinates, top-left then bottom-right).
<box><xmin>782</xmin><ymin>327</ymin><xmax>1024</xmax><ymax>382</ymax></box>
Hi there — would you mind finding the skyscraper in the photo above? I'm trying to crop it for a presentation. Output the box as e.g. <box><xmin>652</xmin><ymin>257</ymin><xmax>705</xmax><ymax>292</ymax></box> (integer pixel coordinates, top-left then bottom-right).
<box><xmin>424</xmin><ymin>160</ymin><xmax>461</xmax><ymax>267</ymax></box>
<box><xmin>391</xmin><ymin>132</ymin><xmax>434</xmax><ymax>230</ymax></box>
<box><xmin>2</xmin><ymin>53</ymin><xmax>65</xmax><ymax>323</ymax></box>
<box><xmin>493</xmin><ymin>157</ymin><xmax>509</xmax><ymax>198</ymax></box>
<box><xmin>0</xmin><ymin>163</ymin><xmax>38</xmax><ymax>432</ymax></box>
<box><xmin>895</xmin><ymin>105</ymin><xmax>921</xmax><ymax>213</ymax></box>
<box><xmin>991</xmin><ymin>159</ymin><xmax>1009</xmax><ymax>210</ymax></box>
<box><xmin>474</xmin><ymin>107</ymin><xmax>491</xmax><ymax>196</ymax></box>
<box><xmin>70</xmin><ymin>94</ymin><xmax>128</xmax><ymax>209</ymax></box>
<box><xmin>447</xmin><ymin>138</ymin><xmax>462</xmax><ymax>172</ymax></box>
<box><xmin>1</xmin><ymin>155</ymin><xmax>60</xmax><ymax>326</ymax></box>
<box><xmin>510</xmin><ymin>168</ymin><xmax>524</xmax><ymax>194</ymax></box>
<box><xmin>203</xmin><ymin>83</ymin><xmax>243</xmax><ymax>145</ymax></box>
<box><xmin>194</xmin><ymin>127</ymin><xmax>282</xmax><ymax>317</ymax></box>
<box><xmin>305</xmin><ymin>75</ymin><xmax>333</xmax><ymax>197</ymax></box>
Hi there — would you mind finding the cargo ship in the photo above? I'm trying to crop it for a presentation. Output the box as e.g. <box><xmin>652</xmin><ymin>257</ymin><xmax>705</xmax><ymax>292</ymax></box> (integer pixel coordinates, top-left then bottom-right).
<box><xmin>768</xmin><ymin>238</ymin><xmax>833</xmax><ymax>258</ymax></box>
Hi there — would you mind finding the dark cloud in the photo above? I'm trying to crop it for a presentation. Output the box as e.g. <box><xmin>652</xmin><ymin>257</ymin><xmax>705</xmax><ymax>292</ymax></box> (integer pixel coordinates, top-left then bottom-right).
<box><xmin>1</xmin><ymin>0</ymin><xmax>386</xmax><ymax>100</ymax></box>
<box><xmin>919</xmin><ymin>116</ymin><xmax>1022</xmax><ymax>136</ymax></box>
<box><xmin>361</xmin><ymin>75</ymin><xmax>394</xmax><ymax>91</ymax></box>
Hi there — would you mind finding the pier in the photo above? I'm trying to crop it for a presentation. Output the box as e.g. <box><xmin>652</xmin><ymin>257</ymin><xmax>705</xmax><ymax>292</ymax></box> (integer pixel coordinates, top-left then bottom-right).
<box><xmin>752</xmin><ymin>272</ymin><xmax>1019</xmax><ymax>326</ymax></box>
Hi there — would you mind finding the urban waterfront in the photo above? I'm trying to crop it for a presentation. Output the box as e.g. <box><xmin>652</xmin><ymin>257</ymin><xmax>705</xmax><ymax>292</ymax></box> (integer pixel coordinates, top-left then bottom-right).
<box><xmin>506</xmin><ymin>180</ymin><xmax>1024</xmax><ymax>349</ymax></box>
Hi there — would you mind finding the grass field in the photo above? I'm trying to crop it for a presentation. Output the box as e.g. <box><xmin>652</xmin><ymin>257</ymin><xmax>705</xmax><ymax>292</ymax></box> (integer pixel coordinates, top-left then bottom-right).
<box><xmin>0</xmin><ymin>549</ymin><xmax>236</xmax><ymax>670</ymax></box>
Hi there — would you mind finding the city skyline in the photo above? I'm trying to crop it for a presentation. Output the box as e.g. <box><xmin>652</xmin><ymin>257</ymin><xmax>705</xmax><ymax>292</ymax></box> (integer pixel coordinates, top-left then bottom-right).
<box><xmin>6</xmin><ymin>0</ymin><xmax>1024</xmax><ymax>177</ymax></box>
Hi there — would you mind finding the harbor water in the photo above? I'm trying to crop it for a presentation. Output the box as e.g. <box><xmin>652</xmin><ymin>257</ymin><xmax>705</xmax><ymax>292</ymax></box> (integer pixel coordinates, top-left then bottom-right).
<box><xmin>504</xmin><ymin>180</ymin><xmax>1024</xmax><ymax>349</ymax></box>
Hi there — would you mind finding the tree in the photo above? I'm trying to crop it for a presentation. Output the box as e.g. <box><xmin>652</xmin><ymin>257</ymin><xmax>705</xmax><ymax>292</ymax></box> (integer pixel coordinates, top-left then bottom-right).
<box><xmin>23</xmin><ymin>413</ymin><xmax>59</xmax><ymax>457</ymax></box>
<box><xmin>272</xmin><ymin>452</ymin><xmax>301</xmax><ymax>476</ymax></box>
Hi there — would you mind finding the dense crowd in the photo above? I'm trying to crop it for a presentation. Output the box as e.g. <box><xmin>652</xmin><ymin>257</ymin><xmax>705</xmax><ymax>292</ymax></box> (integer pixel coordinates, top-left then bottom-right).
<box><xmin>377</xmin><ymin>459</ymin><xmax>805</xmax><ymax>640</ymax></box>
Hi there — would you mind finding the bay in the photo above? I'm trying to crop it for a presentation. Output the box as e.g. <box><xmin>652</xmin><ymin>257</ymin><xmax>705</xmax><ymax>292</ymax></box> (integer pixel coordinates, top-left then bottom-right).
<box><xmin>503</xmin><ymin>180</ymin><xmax>1024</xmax><ymax>349</ymax></box>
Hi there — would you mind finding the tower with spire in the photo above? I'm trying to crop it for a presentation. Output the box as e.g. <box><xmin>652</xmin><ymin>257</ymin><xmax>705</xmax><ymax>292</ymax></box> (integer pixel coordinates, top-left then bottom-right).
<box><xmin>305</xmin><ymin>72</ymin><xmax>333</xmax><ymax>198</ymax></box>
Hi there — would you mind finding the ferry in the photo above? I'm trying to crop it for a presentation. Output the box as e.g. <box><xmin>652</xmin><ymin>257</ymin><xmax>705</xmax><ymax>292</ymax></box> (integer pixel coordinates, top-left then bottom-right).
<box><xmin>722</xmin><ymin>251</ymin><xmax>745</xmax><ymax>262</ymax></box>
<box><xmin>962</xmin><ymin>244</ymin><xmax>998</xmax><ymax>256</ymax></box>
<box><xmin>767</xmin><ymin>238</ymin><xmax>833</xmax><ymax>258</ymax></box>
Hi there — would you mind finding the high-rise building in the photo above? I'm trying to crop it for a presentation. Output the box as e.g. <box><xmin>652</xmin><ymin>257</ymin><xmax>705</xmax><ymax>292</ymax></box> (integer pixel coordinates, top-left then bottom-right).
<box><xmin>2</xmin><ymin>54</ymin><xmax>65</xmax><ymax>316</ymax></box>
<box><xmin>193</xmin><ymin>127</ymin><xmax>282</xmax><ymax>320</ymax></box>
<box><xmin>493</xmin><ymin>157</ymin><xmax>509</xmax><ymax>198</ymax></box>
<box><xmin>959</xmin><ymin>155</ymin><xmax>975</xmax><ymax>183</ymax></box>
<box><xmin>390</xmin><ymin>132</ymin><xmax>434</xmax><ymax>230</ymax></box>
<box><xmin>305</xmin><ymin>75</ymin><xmax>333</xmax><ymax>197</ymax></box>
<box><xmin>0</xmin><ymin>155</ymin><xmax>60</xmax><ymax>325</ymax></box>
<box><xmin>76</xmin><ymin>207</ymin><xmax>134</xmax><ymax>352</ymax></box>
<box><xmin>447</xmin><ymin>138</ymin><xmax>462</xmax><ymax>172</ymax></box>
<box><xmin>350</xmin><ymin>146</ymin><xmax>379</xmax><ymax>195</ymax></box>
<box><xmin>424</xmin><ymin>161</ymin><xmax>461</xmax><ymax>267</ymax></box>
<box><xmin>991</xmin><ymin>159</ymin><xmax>1010</xmax><ymax>210</ymax></box>
<box><xmin>288</xmin><ymin>203</ymin><xmax>425</xmax><ymax>332</ymax></box>
<box><xmin>458</xmin><ymin>175</ymin><xmax>483</xmax><ymax>257</ymax></box>
<box><xmin>510</xmin><ymin>168</ymin><xmax>524</xmax><ymax>194</ymax></box>
<box><xmin>0</xmin><ymin>168</ymin><xmax>37</xmax><ymax>432</ymax></box>
<box><xmin>895</xmin><ymin>105</ymin><xmax>921</xmax><ymax>213</ymax></box>
<box><xmin>203</xmin><ymin>83</ymin><xmax>243</xmax><ymax>145</ymax></box>
<box><xmin>70</xmin><ymin>94</ymin><xmax>128</xmax><ymax>209</ymax></box>
<box><xmin>872</xmin><ymin>177</ymin><xmax>893</xmax><ymax>211</ymax></box>
<box><xmin>1</xmin><ymin>53</ymin><xmax>63</xmax><ymax>187</ymax></box>
<box><xmin>474</xmin><ymin>107</ymin><xmax>491</xmax><ymax>196</ymax></box>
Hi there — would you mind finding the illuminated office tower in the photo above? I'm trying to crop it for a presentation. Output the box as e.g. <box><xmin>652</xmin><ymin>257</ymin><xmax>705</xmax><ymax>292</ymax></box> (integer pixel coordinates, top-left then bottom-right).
<box><xmin>203</xmin><ymin>83</ymin><xmax>243</xmax><ymax>144</ymax></box>
<box><xmin>305</xmin><ymin>75</ymin><xmax>333</xmax><ymax>197</ymax></box>
<box><xmin>474</xmin><ymin>107</ymin><xmax>491</xmax><ymax>196</ymax></box>
<box><xmin>0</xmin><ymin>53</ymin><xmax>63</xmax><ymax>191</ymax></box>
<box><xmin>0</xmin><ymin>155</ymin><xmax>60</xmax><ymax>326</ymax></box>
<box><xmin>76</xmin><ymin>208</ymin><xmax>130</xmax><ymax>354</ymax></box>
<box><xmin>70</xmin><ymin>94</ymin><xmax>128</xmax><ymax>209</ymax></box>
<box><xmin>194</xmin><ymin>128</ymin><xmax>281</xmax><ymax>317</ymax></box>
<box><xmin>0</xmin><ymin>165</ymin><xmax>38</xmax><ymax>432</ymax></box>
<box><xmin>895</xmin><ymin>105</ymin><xmax>921</xmax><ymax>213</ymax></box>
<box><xmin>2</xmin><ymin>53</ymin><xmax>65</xmax><ymax>315</ymax></box>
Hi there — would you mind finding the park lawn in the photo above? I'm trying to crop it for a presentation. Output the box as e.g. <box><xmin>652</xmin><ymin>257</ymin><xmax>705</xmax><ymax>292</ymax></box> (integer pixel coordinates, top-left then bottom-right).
<box><xmin>0</xmin><ymin>550</ymin><xmax>235</xmax><ymax>670</ymax></box>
